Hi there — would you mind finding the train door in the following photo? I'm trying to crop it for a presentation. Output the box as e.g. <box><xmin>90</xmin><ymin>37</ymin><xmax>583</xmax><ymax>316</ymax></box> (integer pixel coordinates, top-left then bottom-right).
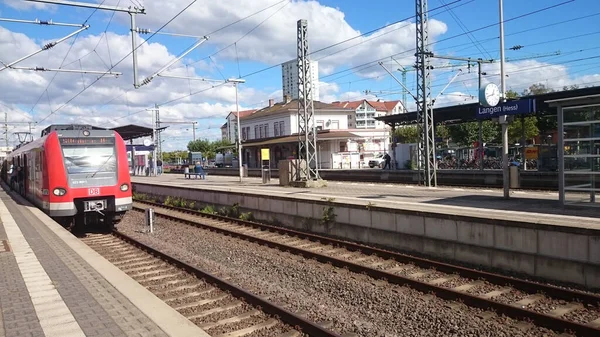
<box><xmin>23</xmin><ymin>154</ymin><xmax>28</xmax><ymax>196</ymax></box>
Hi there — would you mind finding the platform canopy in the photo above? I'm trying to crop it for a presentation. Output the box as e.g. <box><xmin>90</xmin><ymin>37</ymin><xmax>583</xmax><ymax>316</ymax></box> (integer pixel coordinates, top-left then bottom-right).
<box><xmin>376</xmin><ymin>85</ymin><xmax>600</xmax><ymax>126</ymax></box>
<box><xmin>110</xmin><ymin>124</ymin><xmax>168</xmax><ymax>141</ymax></box>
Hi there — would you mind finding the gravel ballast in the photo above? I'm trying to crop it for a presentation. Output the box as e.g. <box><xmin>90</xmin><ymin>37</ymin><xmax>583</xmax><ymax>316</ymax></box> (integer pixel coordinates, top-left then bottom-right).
<box><xmin>117</xmin><ymin>211</ymin><xmax>559</xmax><ymax>337</ymax></box>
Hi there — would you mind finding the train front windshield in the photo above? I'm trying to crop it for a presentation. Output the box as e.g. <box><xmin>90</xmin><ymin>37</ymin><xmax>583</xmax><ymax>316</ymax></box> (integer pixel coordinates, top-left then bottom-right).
<box><xmin>61</xmin><ymin>138</ymin><xmax>117</xmax><ymax>174</ymax></box>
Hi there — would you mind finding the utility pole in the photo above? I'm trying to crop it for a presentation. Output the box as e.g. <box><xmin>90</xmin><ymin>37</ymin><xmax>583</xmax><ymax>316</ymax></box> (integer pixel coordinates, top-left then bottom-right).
<box><xmin>25</xmin><ymin>0</ymin><xmax>146</xmax><ymax>88</ymax></box>
<box><xmin>227</xmin><ymin>79</ymin><xmax>246</xmax><ymax>182</ymax></box>
<box><xmin>415</xmin><ymin>0</ymin><xmax>435</xmax><ymax>187</ymax></box>
<box><xmin>499</xmin><ymin>0</ymin><xmax>510</xmax><ymax>199</ymax></box>
<box><xmin>159</xmin><ymin>120</ymin><xmax>199</xmax><ymax>141</ymax></box>
<box><xmin>296</xmin><ymin>19</ymin><xmax>318</xmax><ymax>182</ymax></box>
<box><xmin>155</xmin><ymin>104</ymin><xmax>161</xmax><ymax>175</ymax></box>
<box><xmin>397</xmin><ymin>65</ymin><xmax>409</xmax><ymax>111</ymax></box>
<box><xmin>3</xmin><ymin>111</ymin><xmax>7</xmax><ymax>149</ymax></box>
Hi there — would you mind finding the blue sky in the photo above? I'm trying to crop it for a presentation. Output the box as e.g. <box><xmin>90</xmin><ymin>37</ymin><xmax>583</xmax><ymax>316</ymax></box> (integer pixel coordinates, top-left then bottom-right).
<box><xmin>0</xmin><ymin>0</ymin><xmax>598</xmax><ymax>150</ymax></box>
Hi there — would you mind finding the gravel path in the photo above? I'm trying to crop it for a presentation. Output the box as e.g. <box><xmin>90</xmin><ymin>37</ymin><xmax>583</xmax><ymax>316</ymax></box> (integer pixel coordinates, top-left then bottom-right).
<box><xmin>117</xmin><ymin>211</ymin><xmax>558</xmax><ymax>337</ymax></box>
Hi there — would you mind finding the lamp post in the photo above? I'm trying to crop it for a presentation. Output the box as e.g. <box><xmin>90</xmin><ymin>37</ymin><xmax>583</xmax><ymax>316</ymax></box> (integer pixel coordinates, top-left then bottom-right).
<box><xmin>227</xmin><ymin>78</ymin><xmax>246</xmax><ymax>182</ymax></box>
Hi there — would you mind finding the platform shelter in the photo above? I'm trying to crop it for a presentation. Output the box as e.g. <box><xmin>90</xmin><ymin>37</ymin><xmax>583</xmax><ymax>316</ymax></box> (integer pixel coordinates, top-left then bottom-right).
<box><xmin>547</xmin><ymin>94</ymin><xmax>600</xmax><ymax>208</ymax></box>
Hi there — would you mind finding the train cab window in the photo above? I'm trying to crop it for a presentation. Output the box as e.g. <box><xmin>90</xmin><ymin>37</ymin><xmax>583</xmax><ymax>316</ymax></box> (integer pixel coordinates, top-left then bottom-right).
<box><xmin>61</xmin><ymin>145</ymin><xmax>116</xmax><ymax>174</ymax></box>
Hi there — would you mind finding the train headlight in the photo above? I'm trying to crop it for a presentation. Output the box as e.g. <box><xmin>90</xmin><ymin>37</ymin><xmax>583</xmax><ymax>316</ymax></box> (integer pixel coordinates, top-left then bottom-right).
<box><xmin>53</xmin><ymin>188</ymin><xmax>67</xmax><ymax>196</ymax></box>
<box><xmin>120</xmin><ymin>183</ymin><xmax>129</xmax><ymax>192</ymax></box>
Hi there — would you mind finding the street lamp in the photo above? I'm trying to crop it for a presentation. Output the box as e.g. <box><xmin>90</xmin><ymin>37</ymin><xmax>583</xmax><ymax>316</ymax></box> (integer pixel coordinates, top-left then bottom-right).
<box><xmin>227</xmin><ymin>78</ymin><xmax>246</xmax><ymax>182</ymax></box>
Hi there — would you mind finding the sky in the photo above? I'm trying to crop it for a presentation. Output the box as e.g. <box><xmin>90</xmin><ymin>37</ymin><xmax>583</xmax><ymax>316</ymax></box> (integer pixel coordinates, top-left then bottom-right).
<box><xmin>1</xmin><ymin>0</ymin><xmax>599</xmax><ymax>151</ymax></box>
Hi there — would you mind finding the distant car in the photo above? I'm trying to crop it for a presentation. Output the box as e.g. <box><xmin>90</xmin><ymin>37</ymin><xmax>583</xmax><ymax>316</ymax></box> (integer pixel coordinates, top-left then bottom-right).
<box><xmin>368</xmin><ymin>154</ymin><xmax>385</xmax><ymax>168</ymax></box>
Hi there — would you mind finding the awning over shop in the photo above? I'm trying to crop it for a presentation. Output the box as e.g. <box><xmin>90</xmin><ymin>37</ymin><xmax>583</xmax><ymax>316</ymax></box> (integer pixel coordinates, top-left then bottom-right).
<box><xmin>241</xmin><ymin>130</ymin><xmax>362</xmax><ymax>147</ymax></box>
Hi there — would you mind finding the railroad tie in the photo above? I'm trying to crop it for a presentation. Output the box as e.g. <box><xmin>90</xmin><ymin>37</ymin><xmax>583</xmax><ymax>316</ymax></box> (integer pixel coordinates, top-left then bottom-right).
<box><xmin>548</xmin><ymin>302</ymin><xmax>583</xmax><ymax>318</ymax></box>
<box><xmin>511</xmin><ymin>294</ymin><xmax>544</xmax><ymax>308</ymax></box>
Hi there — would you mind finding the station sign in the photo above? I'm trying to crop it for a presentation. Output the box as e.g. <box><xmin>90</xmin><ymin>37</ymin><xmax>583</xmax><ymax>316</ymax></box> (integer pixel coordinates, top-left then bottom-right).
<box><xmin>476</xmin><ymin>98</ymin><xmax>536</xmax><ymax>119</ymax></box>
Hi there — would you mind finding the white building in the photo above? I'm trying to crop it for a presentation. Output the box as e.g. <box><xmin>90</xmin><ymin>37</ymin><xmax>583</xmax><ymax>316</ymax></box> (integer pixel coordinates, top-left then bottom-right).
<box><xmin>237</xmin><ymin>96</ymin><xmax>392</xmax><ymax>169</ymax></box>
<box><xmin>0</xmin><ymin>146</ymin><xmax>11</xmax><ymax>162</ymax></box>
<box><xmin>220</xmin><ymin>109</ymin><xmax>257</xmax><ymax>143</ymax></box>
<box><xmin>282</xmin><ymin>59</ymin><xmax>320</xmax><ymax>101</ymax></box>
<box><xmin>333</xmin><ymin>99</ymin><xmax>404</xmax><ymax>129</ymax></box>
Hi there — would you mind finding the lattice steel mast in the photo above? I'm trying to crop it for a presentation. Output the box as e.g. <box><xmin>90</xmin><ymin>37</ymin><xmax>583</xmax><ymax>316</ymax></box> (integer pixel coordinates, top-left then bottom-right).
<box><xmin>296</xmin><ymin>19</ymin><xmax>318</xmax><ymax>181</ymax></box>
<box><xmin>415</xmin><ymin>0</ymin><xmax>436</xmax><ymax>187</ymax></box>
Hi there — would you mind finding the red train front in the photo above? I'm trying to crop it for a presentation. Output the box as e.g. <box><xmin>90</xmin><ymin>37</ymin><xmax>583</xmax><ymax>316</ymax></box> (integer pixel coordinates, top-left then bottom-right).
<box><xmin>2</xmin><ymin>124</ymin><xmax>132</xmax><ymax>230</ymax></box>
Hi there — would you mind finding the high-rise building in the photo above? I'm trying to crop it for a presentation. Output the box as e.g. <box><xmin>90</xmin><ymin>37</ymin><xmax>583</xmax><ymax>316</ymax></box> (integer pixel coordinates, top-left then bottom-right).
<box><xmin>281</xmin><ymin>59</ymin><xmax>319</xmax><ymax>101</ymax></box>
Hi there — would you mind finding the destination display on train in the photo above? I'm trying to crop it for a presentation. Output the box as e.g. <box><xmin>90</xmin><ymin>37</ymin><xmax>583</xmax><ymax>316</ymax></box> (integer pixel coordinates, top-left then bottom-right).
<box><xmin>59</xmin><ymin>137</ymin><xmax>115</xmax><ymax>145</ymax></box>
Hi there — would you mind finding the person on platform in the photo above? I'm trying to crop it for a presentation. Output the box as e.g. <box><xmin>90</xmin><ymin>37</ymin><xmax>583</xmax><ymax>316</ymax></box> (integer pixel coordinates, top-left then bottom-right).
<box><xmin>383</xmin><ymin>152</ymin><xmax>391</xmax><ymax>170</ymax></box>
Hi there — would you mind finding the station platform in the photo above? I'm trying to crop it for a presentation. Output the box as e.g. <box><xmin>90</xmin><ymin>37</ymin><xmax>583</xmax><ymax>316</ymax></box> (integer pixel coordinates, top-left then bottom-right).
<box><xmin>0</xmin><ymin>187</ymin><xmax>209</xmax><ymax>337</ymax></box>
<box><xmin>132</xmin><ymin>174</ymin><xmax>599</xmax><ymax>227</ymax></box>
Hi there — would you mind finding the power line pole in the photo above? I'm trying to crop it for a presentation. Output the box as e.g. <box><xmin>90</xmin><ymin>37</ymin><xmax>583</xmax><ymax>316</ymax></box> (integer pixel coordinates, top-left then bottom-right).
<box><xmin>4</xmin><ymin>111</ymin><xmax>7</xmax><ymax>149</ymax></box>
<box><xmin>415</xmin><ymin>0</ymin><xmax>436</xmax><ymax>187</ymax></box>
<box><xmin>25</xmin><ymin>0</ymin><xmax>146</xmax><ymax>88</ymax></box>
<box><xmin>296</xmin><ymin>19</ymin><xmax>318</xmax><ymax>182</ymax></box>
<box><xmin>499</xmin><ymin>0</ymin><xmax>510</xmax><ymax>199</ymax></box>
<box><xmin>155</xmin><ymin>104</ymin><xmax>161</xmax><ymax>175</ymax></box>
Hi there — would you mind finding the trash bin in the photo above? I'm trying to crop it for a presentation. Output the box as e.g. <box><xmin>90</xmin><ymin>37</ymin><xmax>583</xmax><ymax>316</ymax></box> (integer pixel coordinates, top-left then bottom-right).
<box><xmin>509</xmin><ymin>166</ymin><xmax>520</xmax><ymax>188</ymax></box>
<box><xmin>261</xmin><ymin>165</ymin><xmax>270</xmax><ymax>184</ymax></box>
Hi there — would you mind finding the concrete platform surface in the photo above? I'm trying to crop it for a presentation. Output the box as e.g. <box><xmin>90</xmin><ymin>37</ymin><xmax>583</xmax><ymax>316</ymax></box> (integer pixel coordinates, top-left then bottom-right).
<box><xmin>132</xmin><ymin>175</ymin><xmax>600</xmax><ymax>228</ymax></box>
<box><xmin>0</xmin><ymin>188</ymin><xmax>209</xmax><ymax>337</ymax></box>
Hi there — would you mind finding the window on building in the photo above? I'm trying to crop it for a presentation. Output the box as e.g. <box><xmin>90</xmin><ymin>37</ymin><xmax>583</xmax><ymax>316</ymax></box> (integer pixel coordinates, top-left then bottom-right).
<box><xmin>274</xmin><ymin>122</ymin><xmax>280</xmax><ymax>137</ymax></box>
<box><xmin>331</xmin><ymin>120</ymin><xmax>339</xmax><ymax>129</ymax></box>
<box><xmin>254</xmin><ymin>125</ymin><xmax>259</xmax><ymax>139</ymax></box>
<box><xmin>316</xmin><ymin>120</ymin><xmax>324</xmax><ymax>129</ymax></box>
<box><xmin>348</xmin><ymin>115</ymin><xmax>353</xmax><ymax>120</ymax></box>
<box><xmin>263</xmin><ymin>123</ymin><xmax>269</xmax><ymax>138</ymax></box>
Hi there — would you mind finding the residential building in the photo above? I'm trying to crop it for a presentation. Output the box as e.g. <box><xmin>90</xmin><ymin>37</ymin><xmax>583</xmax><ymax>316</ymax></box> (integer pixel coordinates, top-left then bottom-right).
<box><xmin>222</xmin><ymin>109</ymin><xmax>257</xmax><ymax>144</ymax></box>
<box><xmin>220</xmin><ymin>123</ymin><xmax>228</xmax><ymax>141</ymax></box>
<box><xmin>0</xmin><ymin>146</ymin><xmax>11</xmax><ymax>162</ymax></box>
<box><xmin>282</xmin><ymin>59</ymin><xmax>319</xmax><ymax>101</ymax></box>
<box><xmin>332</xmin><ymin>99</ymin><xmax>404</xmax><ymax>129</ymax></box>
<box><xmin>237</xmin><ymin>95</ymin><xmax>392</xmax><ymax>169</ymax></box>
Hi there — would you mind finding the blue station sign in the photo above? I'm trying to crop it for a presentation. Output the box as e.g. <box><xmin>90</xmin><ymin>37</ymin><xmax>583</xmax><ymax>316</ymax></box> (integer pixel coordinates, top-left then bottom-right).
<box><xmin>476</xmin><ymin>98</ymin><xmax>536</xmax><ymax>119</ymax></box>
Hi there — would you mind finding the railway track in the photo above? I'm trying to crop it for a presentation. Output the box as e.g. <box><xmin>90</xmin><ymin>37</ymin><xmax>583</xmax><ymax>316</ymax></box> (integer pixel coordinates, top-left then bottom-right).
<box><xmin>133</xmin><ymin>199</ymin><xmax>600</xmax><ymax>337</ymax></box>
<box><xmin>81</xmin><ymin>230</ymin><xmax>342</xmax><ymax>337</ymax></box>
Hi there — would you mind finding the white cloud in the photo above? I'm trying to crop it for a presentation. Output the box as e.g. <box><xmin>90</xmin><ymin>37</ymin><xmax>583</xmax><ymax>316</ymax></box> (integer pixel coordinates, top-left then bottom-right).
<box><xmin>2</xmin><ymin>0</ymin><xmax>56</xmax><ymax>11</ymax></box>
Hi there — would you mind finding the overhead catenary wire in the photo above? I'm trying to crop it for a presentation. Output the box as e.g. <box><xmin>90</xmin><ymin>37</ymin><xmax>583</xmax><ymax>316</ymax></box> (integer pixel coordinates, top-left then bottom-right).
<box><xmin>70</xmin><ymin>0</ymin><xmax>295</xmax><ymax>119</ymax></box>
<box><xmin>37</xmin><ymin>0</ymin><xmax>199</xmax><ymax>124</ymax></box>
<box><xmin>93</xmin><ymin>0</ymin><xmax>583</xmax><ymax>118</ymax></box>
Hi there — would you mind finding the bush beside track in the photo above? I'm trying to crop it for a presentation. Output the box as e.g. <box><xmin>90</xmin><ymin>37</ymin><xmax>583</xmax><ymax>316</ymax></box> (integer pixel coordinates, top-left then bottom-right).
<box><xmin>163</xmin><ymin>167</ymin><xmax>561</xmax><ymax>190</ymax></box>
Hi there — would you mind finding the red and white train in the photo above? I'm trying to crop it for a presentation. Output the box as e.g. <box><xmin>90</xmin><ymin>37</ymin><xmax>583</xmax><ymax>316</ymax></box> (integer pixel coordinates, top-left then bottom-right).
<box><xmin>1</xmin><ymin>124</ymin><xmax>132</xmax><ymax>229</ymax></box>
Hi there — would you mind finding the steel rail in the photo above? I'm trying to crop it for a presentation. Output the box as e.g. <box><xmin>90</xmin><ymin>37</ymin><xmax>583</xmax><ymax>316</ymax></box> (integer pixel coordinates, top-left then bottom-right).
<box><xmin>133</xmin><ymin>200</ymin><xmax>600</xmax><ymax>304</ymax></box>
<box><xmin>132</xmin><ymin>200</ymin><xmax>600</xmax><ymax>336</ymax></box>
<box><xmin>111</xmin><ymin>228</ymin><xmax>341</xmax><ymax>337</ymax></box>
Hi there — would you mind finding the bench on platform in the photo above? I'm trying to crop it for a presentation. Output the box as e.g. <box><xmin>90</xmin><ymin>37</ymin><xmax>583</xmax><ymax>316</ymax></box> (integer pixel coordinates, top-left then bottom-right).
<box><xmin>184</xmin><ymin>169</ymin><xmax>207</xmax><ymax>179</ymax></box>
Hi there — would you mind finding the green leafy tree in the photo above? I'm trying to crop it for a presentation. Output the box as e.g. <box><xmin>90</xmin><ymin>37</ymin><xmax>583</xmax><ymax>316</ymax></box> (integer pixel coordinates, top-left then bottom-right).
<box><xmin>435</xmin><ymin>124</ymin><xmax>451</xmax><ymax>147</ymax></box>
<box><xmin>506</xmin><ymin>89</ymin><xmax>519</xmax><ymax>100</ymax></box>
<box><xmin>521</xmin><ymin>83</ymin><xmax>554</xmax><ymax>96</ymax></box>
<box><xmin>393</xmin><ymin>125</ymin><xmax>420</xmax><ymax>143</ymax></box>
<box><xmin>162</xmin><ymin>150</ymin><xmax>189</xmax><ymax>164</ymax></box>
<box><xmin>508</xmin><ymin>116</ymin><xmax>539</xmax><ymax>143</ymax></box>
<box><xmin>447</xmin><ymin>121</ymin><xmax>499</xmax><ymax>147</ymax></box>
<box><xmin>187</xmin><ymin>139</ymin><xmax>233</xmax><ymax>160</ymax></box>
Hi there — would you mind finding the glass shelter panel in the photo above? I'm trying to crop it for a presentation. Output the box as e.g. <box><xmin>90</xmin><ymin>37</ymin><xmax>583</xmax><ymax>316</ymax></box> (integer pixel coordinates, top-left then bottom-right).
<box><xmin>562</xmin><ymin>105</ymin><xmax>600</xmax><ymax>207</ymax></box>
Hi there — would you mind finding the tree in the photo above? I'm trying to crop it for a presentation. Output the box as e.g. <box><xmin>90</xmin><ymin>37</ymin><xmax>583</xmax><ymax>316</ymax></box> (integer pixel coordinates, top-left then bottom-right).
<box><xmin>521</xmin><ymin>83</ymin><xmax>554</xmax><ymax>96</ymax></box>
<box><xmin>187</xmin><ymin>139</ymin><xmax>233</xmax><ymax>160</ymax></box>
<box><xmin>508</xmin><ymin>116</ymin><xmax>539</xmax><ymax>143</ymax></box>
<box><xmin>393</xmin><ymin>125</ymin><xmax>419</xmax><ymax>143</ymax></box>
<box><xmin>162</xmin><ymin>150</ymin><xmax>188</xmax><ymax>164</ymax></box>
<box><xmin>447</xmin><ymin>121</ymin><xmax>499</xmax><ymax>147</ymax></box>
<box><xmin>506</xmin><ymin>89</ymin><xmax>519</xmax><ymax>100</ymax></box>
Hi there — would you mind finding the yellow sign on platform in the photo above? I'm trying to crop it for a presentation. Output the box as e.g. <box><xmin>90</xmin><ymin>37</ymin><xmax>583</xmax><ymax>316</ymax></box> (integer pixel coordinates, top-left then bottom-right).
<box><xmin>525</xmin><ymin>147</ymin><xmax>539</xmax><ymax>160</ymax></box>
<box><xmin>261</xmin><ymin>148</ymin><xmax>270</xmax><ymax>161</ymax></box>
